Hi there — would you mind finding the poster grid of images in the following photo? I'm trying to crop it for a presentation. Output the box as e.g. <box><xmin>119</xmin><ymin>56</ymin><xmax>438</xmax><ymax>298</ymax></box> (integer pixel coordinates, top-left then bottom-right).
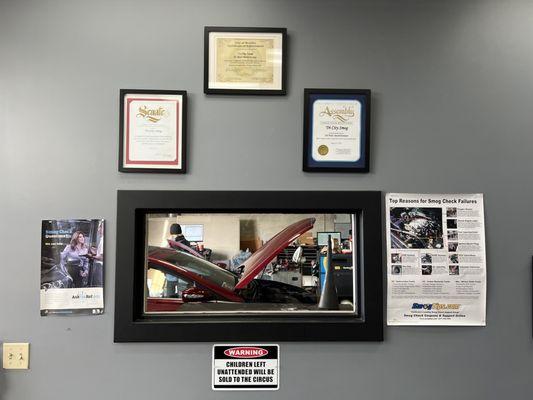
<box><xmin>386</xmin><ymin>194</ymin><xmax>486</xmax><ymax>326</ymax></box>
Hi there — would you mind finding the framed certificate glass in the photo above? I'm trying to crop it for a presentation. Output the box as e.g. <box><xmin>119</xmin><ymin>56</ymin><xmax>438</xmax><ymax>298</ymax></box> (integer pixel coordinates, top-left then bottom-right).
<box><xmin>119</xmin><ymin>89</ymin><xmax>187</xmax><ymax>173</ymax></box>
<box><xmin>303</xmin><ymin>89</ymin><xmax>371</xmax><ymax>173</ymax></box>
<box><xmin>204</xmin><ymin>27</ymin><xmax>287</xmax><ymax>95</ymax></box>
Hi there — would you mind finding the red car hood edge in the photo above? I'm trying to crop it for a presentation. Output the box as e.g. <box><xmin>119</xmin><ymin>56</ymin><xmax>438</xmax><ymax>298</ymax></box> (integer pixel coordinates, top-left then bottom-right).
<box><xmin>167</xmin><ymin>239</ymin><xmax>204</xmax><ymax>258</ymax></box>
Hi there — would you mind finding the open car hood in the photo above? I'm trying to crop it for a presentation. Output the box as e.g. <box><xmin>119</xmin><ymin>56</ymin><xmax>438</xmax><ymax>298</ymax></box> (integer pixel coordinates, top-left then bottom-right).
<box><xmin>234</xmin><ymin>217</ymin><xmax>315</xmax><ymax>290</ymax></box>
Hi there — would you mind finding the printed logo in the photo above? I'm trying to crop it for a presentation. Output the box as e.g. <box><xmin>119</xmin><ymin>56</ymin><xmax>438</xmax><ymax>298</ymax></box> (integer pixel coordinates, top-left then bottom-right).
<box><xmin>223</xmin><ymin>346</ymin><xmax>268</xmax><ymax>358</ymax></box>
<box><xmin>319</xmin><ymin>105</ymin><xmax>355</xmax><ymax>123</ymax></box>
<box><xmin>136</xmin><ymin>105</ymin><xmax>168</xmax><ymax>123</ymax></box>
<box><xmin>412</xmin><ymin>303</ymin><xmax>461</xmax><ymax>310</ymax></box>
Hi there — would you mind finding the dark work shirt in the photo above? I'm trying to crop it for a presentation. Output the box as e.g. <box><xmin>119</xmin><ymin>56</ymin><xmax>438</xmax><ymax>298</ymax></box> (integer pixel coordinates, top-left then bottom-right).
<box><xmin>174</xmin><ymin>234</ymin><xmax>191</xmax><ymax>248</ymax></box>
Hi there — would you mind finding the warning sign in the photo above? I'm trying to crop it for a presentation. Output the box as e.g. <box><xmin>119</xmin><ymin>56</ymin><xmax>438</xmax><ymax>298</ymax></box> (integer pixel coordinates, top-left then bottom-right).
<box><xmin>212</xmin><ymin>344</ymin><xmax>279</xmax><ymax>391</ymax></box>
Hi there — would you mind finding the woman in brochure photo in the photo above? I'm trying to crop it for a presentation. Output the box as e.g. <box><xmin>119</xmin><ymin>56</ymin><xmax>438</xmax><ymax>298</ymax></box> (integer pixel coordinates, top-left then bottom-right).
<box><xmin>61</xmin><ymin>230</ymin><xmax>90</xmax><ymax>287</ymax></box>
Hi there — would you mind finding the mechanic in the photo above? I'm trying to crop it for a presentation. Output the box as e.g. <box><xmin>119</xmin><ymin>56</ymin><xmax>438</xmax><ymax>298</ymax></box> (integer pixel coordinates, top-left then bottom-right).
<box><xmin>170</xmin><ymin>223</ymin><xmax>191</xmax><ymax>247</ymax></box>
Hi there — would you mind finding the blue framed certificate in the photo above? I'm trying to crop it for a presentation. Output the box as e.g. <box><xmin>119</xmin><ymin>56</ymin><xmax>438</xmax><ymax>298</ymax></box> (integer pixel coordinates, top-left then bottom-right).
<box><xmin>303</xmin><ymin>89</ymin><xmax>371</xmax><ymax>172</ymax></box>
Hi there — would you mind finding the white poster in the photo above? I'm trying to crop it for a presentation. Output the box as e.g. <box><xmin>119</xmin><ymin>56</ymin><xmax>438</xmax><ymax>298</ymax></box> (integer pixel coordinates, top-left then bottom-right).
<box><xmin>386</xmin><ymin>193</ymin><xmax>486</xmax><ymax>326</ymax></box>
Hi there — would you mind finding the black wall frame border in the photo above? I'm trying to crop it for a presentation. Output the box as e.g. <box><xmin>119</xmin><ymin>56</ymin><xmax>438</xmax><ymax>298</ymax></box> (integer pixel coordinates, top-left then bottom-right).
<box><xmin>114</xmin><ymin>191</ymin><xmax>383</xmax><ymax>342</ymax></box>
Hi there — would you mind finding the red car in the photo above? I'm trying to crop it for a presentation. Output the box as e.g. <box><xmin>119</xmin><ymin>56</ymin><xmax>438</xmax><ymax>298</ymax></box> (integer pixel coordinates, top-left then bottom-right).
<box><xmin>146</xmin><ymin>218</ymin><xmax>317</xmax><ymax>312</ymax></box>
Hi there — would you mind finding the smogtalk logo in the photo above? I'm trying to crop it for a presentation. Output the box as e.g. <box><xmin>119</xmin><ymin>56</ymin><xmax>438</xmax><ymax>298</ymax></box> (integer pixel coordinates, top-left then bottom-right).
<box><xmin>412</xmin><ymin>303</ymin><xmax>433</xmax><ymax>310</ymax></box>
<box><xmin>412</xmin><ymin>303</ymin><xmax>461</xmax><ymax>310</ymax></box>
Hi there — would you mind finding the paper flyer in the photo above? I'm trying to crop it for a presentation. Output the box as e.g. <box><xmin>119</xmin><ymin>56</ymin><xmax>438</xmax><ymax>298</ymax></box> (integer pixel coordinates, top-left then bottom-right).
<box><xmin>386</xmin><ymin>193</ymin><xmax>486</xmax><ymax>326</ymax></box>
<box><xmin>40</xmin><ymin>219</ymin><xmax>104</xmax><ymax>316</ymax></box>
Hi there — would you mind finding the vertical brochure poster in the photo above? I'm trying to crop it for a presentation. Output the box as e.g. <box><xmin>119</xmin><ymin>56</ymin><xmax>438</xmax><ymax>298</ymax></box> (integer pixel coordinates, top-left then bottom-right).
<box><xmin>386</xmin><ymin>194</ymin><xmax>486</xmax><ymax>326</ymax></box>
<box><xmin>41</xmin><ymin>219</ymin><xmax>104</xmax><ymax>316</ymax></box>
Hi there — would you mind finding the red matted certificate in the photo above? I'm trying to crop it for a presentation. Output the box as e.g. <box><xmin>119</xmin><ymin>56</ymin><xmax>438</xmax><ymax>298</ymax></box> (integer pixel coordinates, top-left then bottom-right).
<box><xmin>119</xmin><ymin>90</ymin><xmax>187</xmax><ymax>173</ymax></box>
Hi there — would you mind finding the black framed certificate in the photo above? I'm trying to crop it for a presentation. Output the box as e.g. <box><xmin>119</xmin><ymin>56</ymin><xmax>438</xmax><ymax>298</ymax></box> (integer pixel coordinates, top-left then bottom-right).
<box><xmin>119</xmin><ymin>89</ymin><xmax>187</xmax><ymax>173</ymax></box>
<box><xmin>303</xmin><ymin>89</ymin><xmax>371</xmax><ymax>173</ymax></box>
<box><xmin>204</xmin><ymin>27</ymin><xmax>287</xmax><ymax>95</ymax></box>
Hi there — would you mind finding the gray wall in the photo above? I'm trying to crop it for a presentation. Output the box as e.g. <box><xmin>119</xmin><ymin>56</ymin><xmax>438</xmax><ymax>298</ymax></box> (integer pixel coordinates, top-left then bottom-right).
<box><xmin>1</xmin><ymin>0</ymin><xmax>532</xmax><ymax>398</ymax></box>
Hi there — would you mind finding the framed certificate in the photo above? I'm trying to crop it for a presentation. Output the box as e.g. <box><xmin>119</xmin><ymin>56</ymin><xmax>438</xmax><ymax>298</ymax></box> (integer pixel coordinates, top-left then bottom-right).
<box><xmin>119</xmin><ymin>89</ymin><xmax>187</xmax><ymax>173</ymax></box>
<box><xmin>204</xmin><ymin>27</ymin><xmax>287</xmax><ymax>95</ymax></box>
<box><xmin>303</xmin><ymin>89</ymin><xmax>371</xmax><ymax>173</ymax></box>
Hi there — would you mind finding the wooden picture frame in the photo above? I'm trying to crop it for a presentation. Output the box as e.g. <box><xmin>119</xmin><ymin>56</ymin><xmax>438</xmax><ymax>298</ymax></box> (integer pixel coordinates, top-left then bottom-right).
<box><xmin>204</xmin><ymin>27</ymin><xmax>287</xmax><ymax>95</ymax></box>
<box><xmin>119</xmin><ymin>89</ymin><xmax>187</xmax><ymax>173</ymax></box>
<box><xmin>303</xmin><ymin>89</ymin><xmax>371</xmax><ymax>173</ymax></box>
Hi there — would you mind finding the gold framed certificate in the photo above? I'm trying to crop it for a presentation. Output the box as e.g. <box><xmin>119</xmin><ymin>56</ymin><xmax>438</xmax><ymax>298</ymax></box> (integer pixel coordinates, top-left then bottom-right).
<box><xmin>303</xmin><ymin>89</ymin><xmax>371</xmax><ymax>173</ymax></box>
<box><xmin>119</xmin><ymin>89</ymin><xmax>187</xmax><ymax>173</ymax></box>
<box><xmin>204</xmin><ymin>27</ymin><xmax>287</xmax><ymax>95</ymax></box>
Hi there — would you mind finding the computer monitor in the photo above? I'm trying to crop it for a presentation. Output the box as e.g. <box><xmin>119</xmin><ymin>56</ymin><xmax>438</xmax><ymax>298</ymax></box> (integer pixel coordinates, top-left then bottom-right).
<box><xmin>181</xmin><ymin>224</ymin><xmax>204</xmax><ymax>242</ymax></box>
<box><xmin>317</xmin><ymin>231</ymin><xmax>341</xmax><ymax>246</ymax></box>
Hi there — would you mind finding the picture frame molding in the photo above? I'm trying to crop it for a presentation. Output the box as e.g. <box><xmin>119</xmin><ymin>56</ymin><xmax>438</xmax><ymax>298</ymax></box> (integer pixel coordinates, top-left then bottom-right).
<box><xmin>114</xmin><ymin>190</ymin><xmax>383</xmax><ymax>342</ymax></box>
<box><xmin>302</xmin><ymin>88</ymin><xmax>371</xmax><ymax>173</ymax></box>
<box><xmin>203</xmin><ymin>26</ymin><xmax>288</xmax><ymax>95</ymax></box>
<box><xmin>118</xmin><ymin>89</ymin><xmax>187</xmax><ymax>174</ymax></box>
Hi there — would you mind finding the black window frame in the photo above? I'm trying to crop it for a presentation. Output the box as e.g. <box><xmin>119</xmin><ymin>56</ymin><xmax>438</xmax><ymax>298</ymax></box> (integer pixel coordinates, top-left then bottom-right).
<box><xmin>114</xmin><ymin>190</ymin><xmax>383</xmax><ymax>342</ymax></box>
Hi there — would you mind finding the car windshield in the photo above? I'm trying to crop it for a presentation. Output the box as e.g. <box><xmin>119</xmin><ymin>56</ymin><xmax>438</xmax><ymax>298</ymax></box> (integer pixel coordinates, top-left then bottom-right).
<box><xmin>149</xmin><ymin>247</ymin><xmax>237</xmax><ymax>291</ymax></box>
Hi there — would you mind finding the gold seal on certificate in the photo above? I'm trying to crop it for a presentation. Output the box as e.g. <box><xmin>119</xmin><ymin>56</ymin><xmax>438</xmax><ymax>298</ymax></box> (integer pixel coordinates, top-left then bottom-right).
<box><xmin>205</xmin><ymin>27</ymin><xmax>287</xmax><ymax>95</ymax></box>
<box><xmin>318</xmin><ymin>145</ymin><xmax>329</xmax><ymax>155</ymax></box>
<box><xmin>303</xmin><ymin>89</ymin><xmax>371</xmax><ymax>173</ymax></box>
<box><xmin>119</xmin><ymin>90</ymin><xmax>187</xmax><ymax>173</ymax></box>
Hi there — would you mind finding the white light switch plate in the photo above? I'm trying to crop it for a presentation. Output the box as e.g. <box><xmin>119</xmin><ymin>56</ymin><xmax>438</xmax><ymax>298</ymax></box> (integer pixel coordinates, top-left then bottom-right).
<box><xmin>2</xmin><ymin>343</ymin><xmax>30</xmax><ymax>369</ymax></box>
